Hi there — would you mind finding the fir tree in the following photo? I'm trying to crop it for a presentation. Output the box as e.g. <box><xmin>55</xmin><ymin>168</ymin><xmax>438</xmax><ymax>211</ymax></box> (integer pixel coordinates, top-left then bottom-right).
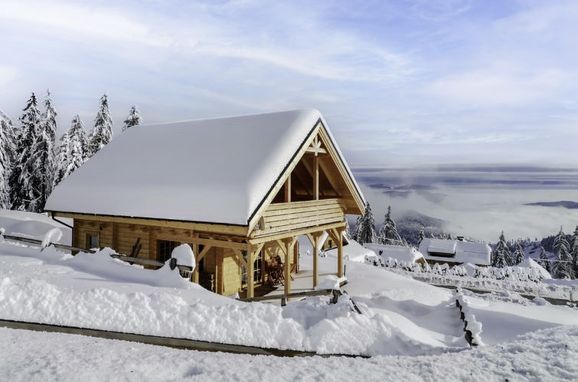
<box><xmin>570</xmin><ymin>226</ymin><xmax>578</xmax><ymax>278</ymax></box>
<box><xmin>553</xmin><ymin>227</ymin><xmax>573</xmax><ymax>279</ymax></box>
<box><xmin>54</xmin><ymin>115</ymin><xmax>88</xmax><ymax>186</ymax></box>
<box><xmin>491</xmin><ymin>231</ymin><xmax>510</xmax><ymax>268</ymax></box>
<box><xmin>30</xmin><ymin>90</ymin><xmax>58</xmax><ymax>207</ymax></box>
<box><xmin>10</xmin><ymin>93</ymin><xmax>43</xmax><ymax>211</ymax></box>
<box><xmin>89</xmin><ymin>94</ymin><xmax>113</xmax><ymax>156</ymax></box>
<box><xmin>513</xmin><ymin>241</ymin><xmax>525</xmax><ymax>265</ymax></box>
<box><xmin>538</xmin><ymin>246</ymin><xmax>551</xmax><ymax>273</ymax></box>
<box><xmin>122</xmin><ymin>106</ymin><xmax>141</xmax><ymax>132</ymax></box>
<box><xmin>418</xmin><ymin>228</ymin><xmax>425</xmax><ymax>244</ymax></box>
<box><xmin>356</xmin><ymin>202</ymin><xmax>376</xmax><ymax>244</ymax></box>
<box><xmin>0</xmin><ymin>113</ymin><xmax>15</xmax><ymax>209</ymax></box>
<box><xmin>377</xmin><ymin>205</ymin><xmax>403</xmax><ymax>245</ymax></box>
<box><xmin>351</xmin><ymin>215</ymin><xmax>362</xmax><ymax>241</ymax></box>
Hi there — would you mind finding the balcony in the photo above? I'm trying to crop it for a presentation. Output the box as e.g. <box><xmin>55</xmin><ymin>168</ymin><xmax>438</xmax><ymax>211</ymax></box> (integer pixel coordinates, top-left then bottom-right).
<box><xmin>252</xmin><ymin>198</ymin><xmax>344</xmax><ymax>237</ymax></box>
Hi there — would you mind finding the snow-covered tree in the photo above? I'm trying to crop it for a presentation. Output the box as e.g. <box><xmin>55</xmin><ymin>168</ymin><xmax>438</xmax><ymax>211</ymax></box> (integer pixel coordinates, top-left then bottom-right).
<box><xmin>10</xmin><ymin>93</ymin><xmax>43</xmax><ymax>211</ymax></box>
<box><xmin>356</xmin><ymin>202</ymin><xmax>376</xmax><ymax>244</ymax></box>
<box><xmin>513</xmin><ymin>241</ymin><xmax>525</xmax><ymax>265</ymax></box>
<box><xmin>491</xmin><ymin>231</ymin><xmax>510</xmax><ymax>268</ymax></box>
<box><xmin>0</xmin><ymin>112</ymin><xmax>15</xmax><ymax>208</ymax></box>
<box><xmin>89</xmin><ymin>94</ymin><xmax>113</xmax><ymax>156</ymax></box>
<box><xmin>553</xmin><ymin>227</ymin><xmax>573</xmax><ymax>279</ymax></box>
<box><xmin>538</xmin><ymin>246</ymin><xmax>551</xmax><ymax>273</ymax></box>
<box><xmin>122</xmin><ymin>106</ymin><xmax>141</xmax><ymax>132</ymax></box>
<box><xmin>570</xmin><ymin>225</ymin><xmax>578</xmax><ymax>277</ymax></box>
<box><xmin>377</xmin><ymin>205</ymin><xmax>403</xmax><ymax>245</ymax></box>
<box><xmin>30</xmin><ymin>90</ymin><xmax>58</xmax><ymax>207</ymax></box>
<box><xmin>54</xmin><ymin>115</ymin><xmax>89</xmax><ymax>186</ymax></box>
<box><xmin>418</xmin><ymin>228</ymin><xmax>425</xmax><ymax>244</ymax></box>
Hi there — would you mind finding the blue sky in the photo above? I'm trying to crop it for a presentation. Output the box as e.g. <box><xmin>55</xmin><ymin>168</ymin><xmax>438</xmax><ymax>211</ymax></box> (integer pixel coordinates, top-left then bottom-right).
<box><xmin>1</xmin><ymin>0</ymin><xmax>577</xmax><ymax>166</ymax></box>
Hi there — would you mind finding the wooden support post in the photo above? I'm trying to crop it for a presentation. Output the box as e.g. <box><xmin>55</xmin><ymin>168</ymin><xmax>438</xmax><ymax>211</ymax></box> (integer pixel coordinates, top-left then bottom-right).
<box><xmin>312</xmin><ymin>233</ymin><xmax>319</xmax><ymax>288</ymax></box>
<box><xmin>337</xmin><ymin>230</ymin><xmax>344</xmax><ymax>278</ymax></box>
<box><xmin>284</xmin><ymin>239</ymin><xmax>291</xmax><ymax>300</ymax></box>
<box><xmin>192</xmin><ymin>242</ymin><xmax>200</xmax><ymax>283</ymax></box>
<box><xmin>247</xmin><ymin>246</ymin><xmax>255</xmax><ymax>299</ymax></box>
<box><xmin>313</xmin><ymin>155</ymin><xmax>319</xmax><ymax>200</ymax></box>
<box><xmin>285</xmin><ymin>175</ymin><xmax>291</xmax><ymax>203</ymax></box>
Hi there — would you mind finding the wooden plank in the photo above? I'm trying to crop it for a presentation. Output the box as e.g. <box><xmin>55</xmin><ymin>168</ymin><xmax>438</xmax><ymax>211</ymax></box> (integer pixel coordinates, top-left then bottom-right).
<box><xmin>250</xmin><ymin>222</ymin><xmax>346</xmax><ymax>243</ymax></box>
<box><xmin>314</xmin><ymin>155</ymin><xmax>319</xmax><ymax>200</ymax></box>
<box><xmin>264</xmin><ymin>198</ymin><xmax>338</xmax><ymax>212</ymax></box>
<box><xmin>53</xmin><ymin>212</ymin><xmax>248</xmax><ymax>236</ymax></box>
<box><xmin>284</xmin><ymin>239</ymin><xmax>292</xmax><ymax>299</ymax></box>
<box><xmin>284</xmin><ymin>176</ymin><xmax>291</xmax><ymax>203</ymax></box>
<box><xmin>336</xmin><ymin>229</ymin><xmax>343</xmax><ymax>278</ymax></box>
<box><xmin>247</xmin><ymin>247</ymin><xmax>255</xmax><ymax>298</ymax></box>
<box><xmin>262</xmin><ymin>202</ymin><xmax>342</xmax><ymax>220</ymax></box>
<box><xmin>263</xmin><ymin>207</ymin><xmax>343</xmax><ymax>226</ymax></box>
<box><xmin>313</xmin><ymin>233</ymin><xmax>319</xmax><ymax>288</ymax></box>
<box><xmin>256</xmin><ymin>215</ymin><xmax>344</xmax><ymax>236</ymax></box>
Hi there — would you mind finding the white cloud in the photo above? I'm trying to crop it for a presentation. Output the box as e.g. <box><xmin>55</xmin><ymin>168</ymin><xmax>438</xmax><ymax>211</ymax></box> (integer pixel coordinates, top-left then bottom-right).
<box><xmin>425</xmin><ymin>67</ymin><xmax>569</xmax><ymax>107</ymax></box>
<box><xmin>0</xmin><ymin>66</ymin><xmax>18</xmax><ymax>87</ymax></box>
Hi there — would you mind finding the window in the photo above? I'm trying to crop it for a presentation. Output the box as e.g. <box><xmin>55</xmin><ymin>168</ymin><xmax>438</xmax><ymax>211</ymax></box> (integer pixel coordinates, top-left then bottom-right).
<box><xmin>157</xmin><ymin>240</ymin><xmax>179</xmax><ymax>262</ymax></box>
<box><xmin>85</xmin><ymin>233</ymin><xmax>100</xmax><ymax>249</ymax></box>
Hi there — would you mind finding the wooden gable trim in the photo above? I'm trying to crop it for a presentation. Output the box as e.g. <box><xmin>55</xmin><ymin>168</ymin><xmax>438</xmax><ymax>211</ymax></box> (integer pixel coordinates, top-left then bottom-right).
<box><xmin>246</xmin><ymin>121</ymin><xmax>322</xmax><ymax>232</ymax></box>
<box><xmin>247</xmin><ymin>120</ymin><xmax>364</xmax><ymax>233</ymax></box>
<box><xmin>317</xmin><ymin>125</ymin><xmax>365</xmax><ymax>213</ymax></box>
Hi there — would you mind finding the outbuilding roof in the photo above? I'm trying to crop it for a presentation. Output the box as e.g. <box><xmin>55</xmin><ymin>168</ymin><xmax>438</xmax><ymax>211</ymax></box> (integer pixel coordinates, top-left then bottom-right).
<box><xmin>45</xmin><ymin>109</ymin><xmax>364</xmax><ymax>226</ymax></box>
<box><xmin>419</xmin><ymin>238</ymin><xmax>491</xmax><ymax>265</ymax></box>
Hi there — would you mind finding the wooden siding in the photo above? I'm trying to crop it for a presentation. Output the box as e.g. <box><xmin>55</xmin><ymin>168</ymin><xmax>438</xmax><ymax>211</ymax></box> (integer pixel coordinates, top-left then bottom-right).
<box><xmin>252</xmin><ymin>198</ymin><xmax>344</xmax><ymax>238</ymax></box>
<box><xmin>73</xmin><ymin>220</ymin><xmax>113</xmax><ymax>250</ymax></box>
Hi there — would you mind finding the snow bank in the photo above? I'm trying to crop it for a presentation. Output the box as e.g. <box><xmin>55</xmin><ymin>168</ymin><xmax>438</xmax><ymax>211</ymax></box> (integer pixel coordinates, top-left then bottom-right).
<box><xmin>171</xmin><ymin>244</ymin><xmax>195</xmax><ymax>270</ymax></box>
<box><xmin>455</xmin><ymin>289</ymin><xmax>484</xmax><ymax>346</ymax></box>
<box><xmin>364</xmin><ymin>243</ymin><xmax>424</xmax><ymax>263</ymax></box>
<box><xmin>0</xmin><ymin>209</ymin><xmax>71</xmax><ymax>245</ymax></box>
<box><xmin>0</xmin><ymin>243</ymin><xmax>455</xmax><ymax>356</ymax></box>
<box><xmin>2</xmin><ymin>325</ymin><xmax>577</xmax><ymax>382</ymax></box>
<box><xmin>519</xmin><ymin>258</ymin><xmax>551</xmax><ymax>279</ymax></box>
<box><xmin>0</xmin><ymin>272</ymin><xmax>451</xmax><ymax>356</ymax></box>
<box><xmin>41</xmin><ymin>227</ymin><xmax>63</xmax><ymax>249</ymax></box>
<box><xmin>67</xmin><ymin>248</ymin><xmax>191</xmax><ymax>289</ymax></box>
<box><xmin>323</xmin><ymin>239</ymin><xmax>376</xmax><ymax>263</ymax></box>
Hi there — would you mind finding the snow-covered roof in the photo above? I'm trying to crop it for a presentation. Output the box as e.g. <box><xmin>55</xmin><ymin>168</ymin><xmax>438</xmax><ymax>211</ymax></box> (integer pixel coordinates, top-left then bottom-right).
<box><xmin>419</xmin><ymin>238</ymin><xmax>491</xmax><ymax>265</ymax></box>
<box><xmin>46</xmin><ymin>109</ymin><xmax>363</xmax><ymax>226</ymax></box>
<box><xmin>364</xmin><ymin>243</ymin><xmax>425</xmax><ymax>263</ymax></box>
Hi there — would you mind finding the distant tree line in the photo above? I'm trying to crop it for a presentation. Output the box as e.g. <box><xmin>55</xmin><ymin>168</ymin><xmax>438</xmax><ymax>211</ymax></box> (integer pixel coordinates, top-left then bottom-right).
<box><xmin>351</xmin><ymin>203</ymin><xmax>407</xmax><ymax>246</ymax></box>
<box><xmin>349</xmin><ymin>201</ymin><xmax>578</xmax><ymax>280</ymax></box>
<box><xmin>491</xmin><ymin>227</ymin><xmax>578</xmax><ymax>279</ymax></box>
<box><xmin>0</xmin><ymin>91</ymin><xmax>142</xmax><ymax>212</ymax></box>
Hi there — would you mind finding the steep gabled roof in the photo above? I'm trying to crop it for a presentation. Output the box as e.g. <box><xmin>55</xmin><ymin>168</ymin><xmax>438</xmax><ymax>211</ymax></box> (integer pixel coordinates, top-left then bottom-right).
<box><xmin>46</xmin><ymin>109</ymin><xmax>364</xmax><ymax>226</ymax></box>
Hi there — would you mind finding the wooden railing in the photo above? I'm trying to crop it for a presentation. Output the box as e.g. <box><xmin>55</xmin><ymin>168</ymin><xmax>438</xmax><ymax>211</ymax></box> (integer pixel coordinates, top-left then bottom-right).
<box><xmin>254</xmin><ymin>198</ymin><xmax>344</xmax><ymax>236</ymax></box>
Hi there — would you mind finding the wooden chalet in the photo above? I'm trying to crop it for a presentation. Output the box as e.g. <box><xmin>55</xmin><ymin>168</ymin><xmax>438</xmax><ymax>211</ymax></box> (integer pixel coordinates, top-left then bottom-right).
<box><xmin>45</xmin><ymin>109</ymin><xmax>365</xmax><ymax>298</ymax></box>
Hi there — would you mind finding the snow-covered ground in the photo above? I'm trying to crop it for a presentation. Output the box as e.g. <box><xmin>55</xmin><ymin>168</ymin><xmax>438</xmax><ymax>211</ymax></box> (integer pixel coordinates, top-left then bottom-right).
<box><xmin>1</xmin><ymin>325</ymin><xmax>576</xmax><ymax>382</ymax></box>
<box><xmin>0</xmin><ymin>210</ymin><xmax>577</xmax><ymax>379</ymax></box>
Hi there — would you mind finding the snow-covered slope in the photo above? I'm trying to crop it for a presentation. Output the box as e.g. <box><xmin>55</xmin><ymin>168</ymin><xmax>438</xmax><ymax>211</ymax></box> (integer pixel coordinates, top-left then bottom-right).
<box><xmin>0</xmin><ymin>210</ymin><xmax>575</xmax><ymax>359</ymax></box>
<box><xmin>0</xmin><ymin>209</ymin><xmax>71</xmax><ymax>244</ymax></box>
<box><xmin>1</xmin><ymin>325</ymin><xmax>576</xmax><ymax>382</ymax></box>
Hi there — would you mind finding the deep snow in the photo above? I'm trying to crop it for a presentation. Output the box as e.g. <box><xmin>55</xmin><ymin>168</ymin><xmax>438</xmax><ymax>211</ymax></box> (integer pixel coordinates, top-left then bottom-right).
<box><xmin>0</xmin><ymin>209</ymin><xmax>576</xmax><ymax>362</ymax></box>
<box><xmin>0</xmin><ymin>325</ymin><xmax>576</xmax><ymax>382</ymax></box>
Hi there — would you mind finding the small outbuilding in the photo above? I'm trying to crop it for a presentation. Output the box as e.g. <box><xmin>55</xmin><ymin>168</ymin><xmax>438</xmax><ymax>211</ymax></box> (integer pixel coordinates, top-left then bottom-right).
<box><xmin>418</xmin><ymin>238</ymin><xmax>491</xmax><ymax>266</ymax></box>
<box><xmin>364</xmin><ymin>243</ymin><xmax>426</xmax><ymax>265</ymax></box>
<box><xmin>45</xmin><ymin>109</ymin><xmax>365</xmax><ymax>298</ymax></box>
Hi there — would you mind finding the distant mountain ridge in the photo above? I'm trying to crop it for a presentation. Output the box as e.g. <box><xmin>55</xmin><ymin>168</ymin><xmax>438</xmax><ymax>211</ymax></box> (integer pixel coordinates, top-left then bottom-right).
<box><xmin>525</xmin><ymin>201</ymin><xmax>578</xmax><ymax>209</ymax></box>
